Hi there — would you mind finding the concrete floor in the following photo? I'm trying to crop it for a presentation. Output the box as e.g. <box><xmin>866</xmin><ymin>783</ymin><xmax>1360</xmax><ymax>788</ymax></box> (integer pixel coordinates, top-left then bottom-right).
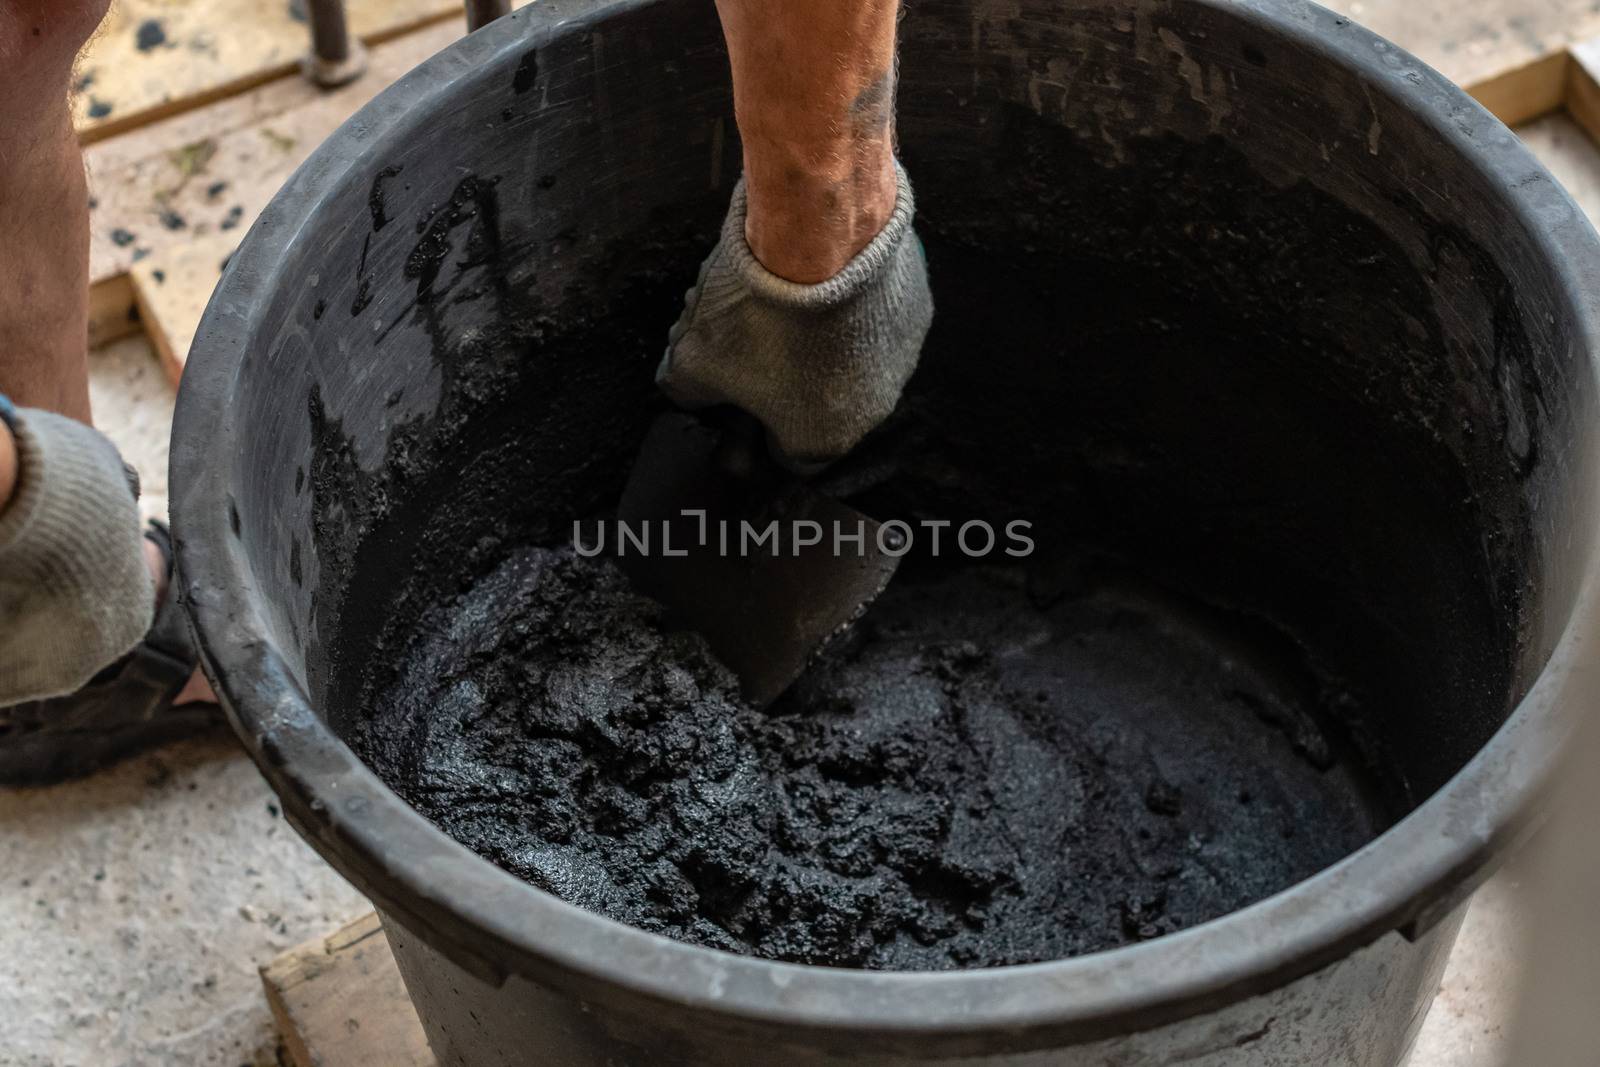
<box><xmin>0</xmin><ymin>734</ymin><xmax>367</xmax><ymax>1067</ymax></box>
<box><xmin>7</xmin><ymin>114</ymin><xmax>1599</xmax><ymax>1067</ymax></box>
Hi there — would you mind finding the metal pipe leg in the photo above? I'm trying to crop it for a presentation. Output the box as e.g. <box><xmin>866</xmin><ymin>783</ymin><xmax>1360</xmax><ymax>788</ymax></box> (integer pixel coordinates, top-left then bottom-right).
<box><xmin>465</xmin><ymin>0</ymin><xmax>512</xmax><ymax>32</ymax></box>
<box><xmin>302</xmin><ymin>0</ymin><xmax>368</xmax><ymax>88</ymax></box>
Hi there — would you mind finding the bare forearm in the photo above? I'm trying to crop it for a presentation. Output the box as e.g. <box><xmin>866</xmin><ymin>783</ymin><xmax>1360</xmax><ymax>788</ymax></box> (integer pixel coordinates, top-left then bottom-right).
<box><xmin>659</xmin><ymin>0</ymin><xmax>932</xmax><ymax>467</ymax></box>
<box><xmin>714</xmin><ymin>0</ymin><xmax>900</xmax><ymax>282</ymax></box>
<box><xmin>0</xmin><ymin>111</ymin><xmax>92</xmax><ymax>421</ymax></box>
<box><xmin>0</xmin><ymin>1</ymin><xmax>106</xmax><ymax>422</ymax></box>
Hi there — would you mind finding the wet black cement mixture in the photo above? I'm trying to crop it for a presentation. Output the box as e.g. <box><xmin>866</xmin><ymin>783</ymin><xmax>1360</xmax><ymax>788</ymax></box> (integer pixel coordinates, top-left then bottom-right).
<box><xmin>351</xmin><ymin>543</ymin><xmax>1388</xmax><ymax>970</ymax></box>
<box><xmin>316</xmin><ymin>91</ymin><xmax>1527</xmax><ymax>971</ymax></box>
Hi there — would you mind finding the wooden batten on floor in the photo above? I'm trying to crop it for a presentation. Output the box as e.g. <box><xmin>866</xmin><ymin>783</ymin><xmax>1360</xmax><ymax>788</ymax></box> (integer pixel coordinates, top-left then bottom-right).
<box><xmin>1566</xmin><ymin>38</ymin><xmax>1600</xmax><ymax>146</ymax></box>
<box><xmin>83</xmin><ymin>17</ymin><xmax>470</xmax><ymax>382</ymax></box>
<box><xmin>1322</xmin><ymin>0</ymin><xmax>1600</xmax><ymax>129</ymax></box>
<box><xmin>264</xmin><ymin>912</ymin><xmax>434</xmax><ymax>1067</ymax></box>
<box><xmin>1472</xmin><ymin>52</ymin><xmax>1574</xmax><ymax>129</ymax></box>
<box><xmin>74</xmin><ymin>0</ymin><xmax>470</xmax><ymax>144</ymax></box>
<box><xmin>88</xmin><ymin>274</ymin><xmax>142</xmax><ymax>352</ymax></box>
<box><xmin>130</xmin><ymin>233</ymin><xmax>242</xmax><ymax>385</ymax></box>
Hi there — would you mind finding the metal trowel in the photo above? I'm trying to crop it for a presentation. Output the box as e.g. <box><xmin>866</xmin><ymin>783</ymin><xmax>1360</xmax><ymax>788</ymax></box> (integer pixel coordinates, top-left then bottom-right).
<box><xmin>616</xmin><ymin>411</ymin><xmax>901</xmax><ymax>706</ymax></box>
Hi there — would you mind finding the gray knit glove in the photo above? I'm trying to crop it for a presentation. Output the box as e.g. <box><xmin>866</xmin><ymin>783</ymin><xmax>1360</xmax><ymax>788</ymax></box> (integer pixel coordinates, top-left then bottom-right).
<box><xmin>0</xmin><ymin>409</ymin><xmax>153</xmax><ymax>705</ymax></box>
<box><xmin>657</xmin><ymin>163</ymin><xmax>933</xmax><ymax>471</ymax></box>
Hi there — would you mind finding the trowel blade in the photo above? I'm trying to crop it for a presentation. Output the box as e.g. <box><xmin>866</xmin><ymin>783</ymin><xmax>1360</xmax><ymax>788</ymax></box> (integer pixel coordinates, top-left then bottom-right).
<box><xmin>616</xmin><ymin>413</ymin><xmax>900</xmax><ymax>707</ymax></box>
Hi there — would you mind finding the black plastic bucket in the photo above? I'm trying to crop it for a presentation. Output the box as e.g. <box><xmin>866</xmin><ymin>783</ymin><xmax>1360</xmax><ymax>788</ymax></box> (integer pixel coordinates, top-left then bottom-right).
<box><xmin>172</xmin><ymin>0</ymin><xmax>1600</xmax><ymax>1063</ymax></box>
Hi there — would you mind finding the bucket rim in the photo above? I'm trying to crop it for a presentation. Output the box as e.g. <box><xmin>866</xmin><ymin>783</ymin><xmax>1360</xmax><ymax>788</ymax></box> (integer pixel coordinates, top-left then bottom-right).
<box><xmin>171</xmin><ymin>0</ymin><xmax>1600</xmax><ymax>1047</ymax></box>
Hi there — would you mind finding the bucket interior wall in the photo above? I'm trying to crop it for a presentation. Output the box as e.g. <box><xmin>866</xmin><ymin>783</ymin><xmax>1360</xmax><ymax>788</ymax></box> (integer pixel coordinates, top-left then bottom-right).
<box><xmin>222</xmin><ymin>0</ymin><xmax>1593</xmax><ymax>836</ymax></box>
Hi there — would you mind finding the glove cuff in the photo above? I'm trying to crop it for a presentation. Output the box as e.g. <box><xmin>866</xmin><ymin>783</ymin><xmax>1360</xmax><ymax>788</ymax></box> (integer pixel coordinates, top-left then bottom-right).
<box><xmin>720</xmin><ymin>162</ymin><xmax>918</xmax><ymax>309</ymax></box>
<box><xmin>658</xmin><ymin>161</ymin><xmax>933</xmax><ymax>470</ymax></box>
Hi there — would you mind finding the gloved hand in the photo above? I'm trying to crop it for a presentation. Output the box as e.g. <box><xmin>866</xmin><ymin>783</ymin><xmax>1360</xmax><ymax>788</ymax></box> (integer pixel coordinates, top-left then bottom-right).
<box><xmin>656</xmin><ymin>163</ymin><xmax>933</xmax><ymax>473</ymax></box>
<box><xmin>0</xmin><ymin>405</ymin><xmax>153</xmax><ymax>705</ymax></box>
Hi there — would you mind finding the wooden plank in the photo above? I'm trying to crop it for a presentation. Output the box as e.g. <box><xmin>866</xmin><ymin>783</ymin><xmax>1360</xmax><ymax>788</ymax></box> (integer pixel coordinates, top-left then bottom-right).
<box><xmin>1322</xmin><ymin>0</ymin><xmax>1600</xmax><ymax>114</ymax></box>
<box><xmin>85</xmin><ymin>15</ymin><xmax>466</xmax><ymax>284</ymax></box>
<box><xmin>1566</xmin><ymin>37</ymin><xmax>1600</xmax><ymax>147</ymax></box>
<box><xmin>73</xmin><ymin>0</ymin><xmax>464</xmax><ymax>143</ymax></box>
<box><xmin>1519</xmin><ymin>112</ymin><xmax>1600</xmax><ymax>223</ymax></box>
<box><xmin>1469</xmin><ymin>51</ymin><xmax>1573</xmax><ymax>129</ymax></box>
<box><xmin>130</xmin><ymin>232</ymin><xmax>241</xmax><ymax>382</ymax></box>
<box><xmin>83</xmin><ymin>17</ymin><xmax>470</xmax><ymax>380</ymax></box>
<box><xmin>88</xmin><ymin>273</ymin><xmax>141</xmax><ymax>352</ymax></box>
<box><xmin>263</xmin><ymin>912</ymin><xmax>435</xmax><ymax>1067</ymax></box>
